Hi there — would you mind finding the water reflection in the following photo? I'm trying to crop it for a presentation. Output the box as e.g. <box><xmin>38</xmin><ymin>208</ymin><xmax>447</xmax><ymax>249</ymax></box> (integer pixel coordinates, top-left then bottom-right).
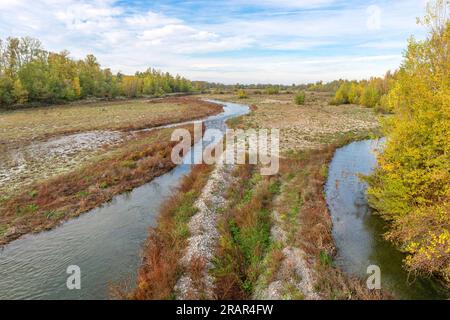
<box><xmin>325</xmin><ymin>139</ymin><xmax>448</xmax><ymax>299</ymax></box>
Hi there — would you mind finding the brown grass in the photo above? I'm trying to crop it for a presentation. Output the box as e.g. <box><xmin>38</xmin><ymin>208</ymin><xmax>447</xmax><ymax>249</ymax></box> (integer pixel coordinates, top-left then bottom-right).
<box><xmin>131</xmin><ymin>164</ymin><xmax>213</xmax><ymax>300</ymax></box>
<box><xmin>0</xmin><ymin>124</ymin><xmax>202</xmax><ymax>245</ymax></box>
<box><xmin>204</xmin><ymin>92</ymin><xmax>379</xmax><ymax>152</ymax></box>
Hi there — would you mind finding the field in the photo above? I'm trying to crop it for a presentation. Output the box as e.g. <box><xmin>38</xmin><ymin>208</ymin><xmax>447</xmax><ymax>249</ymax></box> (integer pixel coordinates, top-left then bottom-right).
<box><xmin>0</xmin><ymin>97</ymin><xmax>222</xmax><ymax>244</ymax></box>
<box><xmin>0</xmin><ymin>97</ymin><xmax>219</xmax><ymax>146</ymax></box>
<box><xmin>204</xmin><ymin>91</ymin><xmax>379</xmax><ymax>152</ymax></box>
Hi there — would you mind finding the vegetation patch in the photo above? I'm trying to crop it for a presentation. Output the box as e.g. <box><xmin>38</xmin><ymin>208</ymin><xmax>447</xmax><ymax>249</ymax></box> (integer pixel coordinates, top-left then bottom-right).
<box><xmin>212</xmin><ymin>165</ymin><xmax>280</xmax><ymax>299</ymax></box>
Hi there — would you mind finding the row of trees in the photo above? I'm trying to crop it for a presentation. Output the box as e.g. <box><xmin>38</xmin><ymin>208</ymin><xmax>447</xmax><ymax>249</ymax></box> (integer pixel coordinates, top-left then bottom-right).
<box><xmin>0</xmin><ymin>37</ymin><xmax>193</xmax><ymax>107</ymax></box>
<box><xmin>330</xmin><ymin>73</ymin><xmax>396</xmax><ymax>111</ymax></box>
<box><xmin>368</xmin><ymin>0</ymin><xmax>449</xmax><ymax>285</ymax></box>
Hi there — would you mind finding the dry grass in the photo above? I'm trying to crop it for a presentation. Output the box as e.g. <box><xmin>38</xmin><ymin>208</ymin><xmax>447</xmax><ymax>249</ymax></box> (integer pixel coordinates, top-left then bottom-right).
<box><xmin>0</xmin><ymin>124</ymin><xmax>202</xmax><ymax>245</ymax></box>
<box><xmin>131</xmin><ymin>164</ymin><xmax>213</xmax><ymax>300</ymax></box>
<box><xmin>0</xmin><ymin>96</ymin><xmax>222</xmax><ymax>198</ymax></box>
<box><xmin>0</xmin><ymin>96</ymin><xmax>222</xmax><ymax>147</ymax></box>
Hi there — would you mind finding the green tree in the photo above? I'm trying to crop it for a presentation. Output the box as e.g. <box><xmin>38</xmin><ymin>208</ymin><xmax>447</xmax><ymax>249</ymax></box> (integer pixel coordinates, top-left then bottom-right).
<box><xmin>12</xmin><ymin>79</ymin><xmax>28</xmax><ymax>104</ymax></box>
<box><xmin>360</xmin><ymin>84</ymin><xmax>380</xmax><ymax>108</ymax></box>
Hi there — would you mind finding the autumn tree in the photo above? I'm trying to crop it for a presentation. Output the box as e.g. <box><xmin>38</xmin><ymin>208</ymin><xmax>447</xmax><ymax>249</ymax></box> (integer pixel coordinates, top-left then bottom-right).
<box><xmin>367</xmin><ymin>0</ymin><xmax>450</xmax><ymax>284</ymax></box>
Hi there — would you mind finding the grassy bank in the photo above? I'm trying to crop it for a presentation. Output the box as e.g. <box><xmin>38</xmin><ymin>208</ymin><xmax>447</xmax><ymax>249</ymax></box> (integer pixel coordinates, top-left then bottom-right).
<box><xmin>131</xmin><ymin>164</ymin><xmax>213</xmax><ymax>300</ymax></box>
<box><xmin>212</xmin><ymin>164</ymin><xmax>281</xmax><ymax>299</ymax></box>
<box><xmin>274</xmin><ymin>136</ymin><xmax>388</xmax><ymax>299</ymax></box>
<box><xmin>222</xmin><ymin>92</ymin><xmax>388</xmax><ymax>299</ymax></box>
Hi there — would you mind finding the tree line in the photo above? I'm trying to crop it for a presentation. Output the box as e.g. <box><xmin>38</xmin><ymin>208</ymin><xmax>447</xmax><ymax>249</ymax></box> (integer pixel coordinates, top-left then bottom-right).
<box><xmin>0</xmin><ymin>37</ymin><xmax>193</xmax><ymax>108</ymax></box>
<box><xmin>329</xmin><ymin>73</ymin><xmax>396</xmax><ymax>112</ymax></box>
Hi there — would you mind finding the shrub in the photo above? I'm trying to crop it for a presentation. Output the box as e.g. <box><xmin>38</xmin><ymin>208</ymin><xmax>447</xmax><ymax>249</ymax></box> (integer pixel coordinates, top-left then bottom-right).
<box><xmin>265</xmin><ymin>86</ymin><xmax>279</xmax><ymax>95</ymax></box>
<box><xmin>236</xmin><ymin>89</ymin><xmax>248</xmax><ymax>99</ymax></box>
<box><xmin>294</xmin><ymin>91</ymin><xmax>306</xmax><ymax>105</ymax></box>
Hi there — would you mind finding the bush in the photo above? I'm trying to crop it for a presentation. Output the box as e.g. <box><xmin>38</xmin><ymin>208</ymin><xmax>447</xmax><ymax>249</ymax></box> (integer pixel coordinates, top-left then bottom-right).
<box><xmin>236</xmin><ymin>89</ymin><xmax>248</xmax><ymax>99</ymax></box>
<box><xmin>265</xmin><ymin>86</ymin><xmax>279</xmax><ymax>95</ymax></box>
<box><xmin>294</xmin><ymin>91</ymin><xmax>305</xmax><ymax>105</ymax></box>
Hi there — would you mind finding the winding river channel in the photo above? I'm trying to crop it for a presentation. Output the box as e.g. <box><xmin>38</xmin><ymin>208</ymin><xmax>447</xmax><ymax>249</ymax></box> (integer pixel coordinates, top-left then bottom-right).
<box><xmin>0</xmin><ymin>100</ymin><xmax>249</xmax><ymax>300</ymax></box>
<box><xmin>325</xmin><ymin>139</ymin><xmax>449</xmax><ymax>300</ymax></box>
<box><xmin>2</xmin><ymin>103</ymin><xmax>448</xmax><ymax>300</ymax></box>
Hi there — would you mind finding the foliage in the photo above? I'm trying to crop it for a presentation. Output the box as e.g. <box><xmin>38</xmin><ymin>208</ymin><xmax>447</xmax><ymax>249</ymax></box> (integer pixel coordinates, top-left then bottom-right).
<box><xmin>236</xmin><ymin>89</ymin><xmax>248</xmax><ymax>99</ymax></box>
<box><xmin>294</xmin><ymin>91</ymin><xmax>306</xmax><ymax>105</ymax></box>
<box><xmin>0</xmin><ymin>37</ymin><xmax>193</xmax><ymax>107</ymax></box>
<box><xmin>367</xmin><ymin>0</ymin><xmax>450</xmax><ymax>284</ymax></box>
<box><xmin>265</xmin><ymin>86</ymin><xmax>280</xmax><ymax>95</ymax></box>
<box><xmin>330</xmin><ymin>74</ymin><xmax>394</xmax><ymax>111</ymax></box>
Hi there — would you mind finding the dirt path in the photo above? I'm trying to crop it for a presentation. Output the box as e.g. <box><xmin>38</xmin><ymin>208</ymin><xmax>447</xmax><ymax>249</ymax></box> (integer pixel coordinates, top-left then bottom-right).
<box><xmin>175</xmin><ymin>153</ymin><xmax>235</xmax><ymax>299</ymax></box>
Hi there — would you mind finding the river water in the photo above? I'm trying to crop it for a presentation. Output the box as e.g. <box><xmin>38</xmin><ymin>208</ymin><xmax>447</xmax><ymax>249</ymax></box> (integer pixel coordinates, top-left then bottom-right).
<box><xmin>0</xmin><ymin>100</ymin><xmax>249</xmax><ymax>300</ymax></box>
<box><xmin>325</xmin><ymin>139</ymin><xmax>449</xmax><ymax>300</ymax></box>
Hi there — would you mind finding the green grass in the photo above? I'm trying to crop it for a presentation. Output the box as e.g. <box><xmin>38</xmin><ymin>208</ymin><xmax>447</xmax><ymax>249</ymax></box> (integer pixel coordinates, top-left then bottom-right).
<box><xmin>172</xmin><ymin>190</ymin><xmax>198</xmax><ymax>240</ymax></box>
<box><xmin>0</xmin><ymin>225</ymin><xmax>7</xmax><ymax>236</ymax></box>
<box><xmin>16</xmin><ymin>203</ymin><xmax>39</xmax><ymax>216</ymax></box>
<box><xmin>213</xmin><ymin>167</ymin><xmax>278</xmax><ymax>299</ymax></box>
<box><xmin>43</xmin><ymin>210</ymin><xmax>65</xmax><ymax>220</ymax></box>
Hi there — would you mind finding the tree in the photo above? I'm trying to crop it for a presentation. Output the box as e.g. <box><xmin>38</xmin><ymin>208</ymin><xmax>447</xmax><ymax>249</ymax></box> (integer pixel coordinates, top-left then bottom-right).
<box><xmin>0</xmin><ymin>75</ymin><xmax>14</xmax><ymax>106</ymax></box>
<box><xmin>367</xmin><ymin>0</ymin><xmax>450</xmax><ymax>284</ymax></box>
<box><xmin>72</xmin><ymin>77</ymin><xmax>81</xmax><ymax>98</ymax></box>
<box><xmin>12</xmin><ymin>79</ymin><xmax>28</xmax><ymax>104</ymax></box>
<box><xmin>0</xmin><ymin>36</ymin><xmax>194</xmax><ymax>107</ymax></box>
<box><xmin>360</xmin><ymin>84</ymin><xmax>380</xmax><ymax>108</ymax></box>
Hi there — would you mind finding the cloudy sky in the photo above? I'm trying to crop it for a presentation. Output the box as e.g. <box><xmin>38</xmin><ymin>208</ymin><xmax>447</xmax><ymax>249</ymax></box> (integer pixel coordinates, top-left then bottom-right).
<box><xmin>0</xmin><ymin>0</ymin><xmax>429</xmax><ymax>84</ymax></box>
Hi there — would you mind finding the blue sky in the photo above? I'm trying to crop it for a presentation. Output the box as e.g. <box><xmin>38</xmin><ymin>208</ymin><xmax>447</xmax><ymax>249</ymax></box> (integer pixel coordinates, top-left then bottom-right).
<box><xmin>0</xmin><ymin>0</ymin><xmax>429</xmax><ymax>84</ymax></box>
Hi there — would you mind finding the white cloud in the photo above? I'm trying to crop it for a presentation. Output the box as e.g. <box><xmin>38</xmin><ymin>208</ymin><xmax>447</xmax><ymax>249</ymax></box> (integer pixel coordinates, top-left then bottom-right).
<box><xmin>0</xmin><ymin>0</ymin><xmax>427</xmax><ymax>84</ymax></box>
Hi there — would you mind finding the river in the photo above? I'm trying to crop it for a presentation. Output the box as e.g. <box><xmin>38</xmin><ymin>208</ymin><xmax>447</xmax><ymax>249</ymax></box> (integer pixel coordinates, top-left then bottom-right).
<box><xmin>0</xmin><ymin>100</ymin><xmax>249</xmax><ymax>300</ymax></box>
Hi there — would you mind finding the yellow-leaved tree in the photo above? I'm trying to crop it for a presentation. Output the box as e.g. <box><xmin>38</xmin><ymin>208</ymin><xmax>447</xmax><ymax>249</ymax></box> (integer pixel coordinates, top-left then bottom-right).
<box><xmin>367</xmin><ymin>0</ymin><xmax>450</xmax><ymax>284</ymax></box>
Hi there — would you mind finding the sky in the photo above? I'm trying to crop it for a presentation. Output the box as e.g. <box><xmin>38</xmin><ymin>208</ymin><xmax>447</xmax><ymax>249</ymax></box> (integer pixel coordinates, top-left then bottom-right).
<box><xmin>0</xmin><ymin>0</ymin><xmax>430</xmax><ymax>84</ymax></box>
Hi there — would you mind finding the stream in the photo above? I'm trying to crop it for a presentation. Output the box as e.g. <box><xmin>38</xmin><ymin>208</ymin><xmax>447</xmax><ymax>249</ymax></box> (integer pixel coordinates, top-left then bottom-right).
<box><xmin>325</xmin><ymin>139</ymin><xmax>449</xmax><ymax>300</ymax></box>
<box><xmin>0</xmin><ymin>100</ymin><xmax>249</xmax><ymax>300</ymax></box>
